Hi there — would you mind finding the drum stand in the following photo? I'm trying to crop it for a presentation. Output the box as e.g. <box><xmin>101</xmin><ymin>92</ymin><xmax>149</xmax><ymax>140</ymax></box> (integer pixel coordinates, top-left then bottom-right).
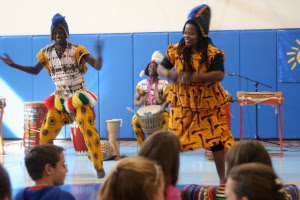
<box><xmin>226</xmin><ymin>73</ymin><xmax>272</xmax><ymax>139</ymax></box>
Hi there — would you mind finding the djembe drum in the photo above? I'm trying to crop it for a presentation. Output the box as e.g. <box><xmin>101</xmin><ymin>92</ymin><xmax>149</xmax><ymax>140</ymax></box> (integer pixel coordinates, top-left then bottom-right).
<box><xmin>205</xmin><ymin>91</ymin><xmax>233</xmax><ymax>161</ymax></box>
<box><xmin>71</xmin><ymin>122</ymin><xmax>114</xmax><ymax>160</ymax></box>
<box><xmin>71</xmin><ymin>122</ymin><xmax>89</xmax><ymax>155</ymax></box>
<box><xmin>24</xmin><ymin>101</ymin><xmax>48</xmax><ymax>154</ymax></box>
<box><xmin>136</xmin><ymin>105</ymin><xmax>164</xmax><ymax>134</ymax></box>
<box><xmin>106</xmin><ymin>119</ymin><xmax>122</xmax><ymax>159</ymax></box>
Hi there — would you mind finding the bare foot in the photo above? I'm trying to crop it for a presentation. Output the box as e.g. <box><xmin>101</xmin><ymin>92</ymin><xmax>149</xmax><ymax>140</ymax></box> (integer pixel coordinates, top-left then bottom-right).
<box><xmin>97</xmin><ymin>169</ymin><xmax>106</xmax><ymax>178</ymax></box>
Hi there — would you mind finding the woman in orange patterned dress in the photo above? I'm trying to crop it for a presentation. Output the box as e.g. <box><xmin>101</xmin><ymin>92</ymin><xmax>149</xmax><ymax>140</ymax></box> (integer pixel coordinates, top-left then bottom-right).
<box><xmin>157</xmin><ymin>4</ymin><xmax>235</xmax><ymax>182</ymax></box>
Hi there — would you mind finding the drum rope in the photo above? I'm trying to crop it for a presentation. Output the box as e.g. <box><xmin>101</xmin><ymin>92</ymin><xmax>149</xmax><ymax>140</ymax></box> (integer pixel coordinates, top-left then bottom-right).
<box><xmin>24</xmin><ymin>122</ymin><xmax>41</xmax><ymax>133</ymax></box>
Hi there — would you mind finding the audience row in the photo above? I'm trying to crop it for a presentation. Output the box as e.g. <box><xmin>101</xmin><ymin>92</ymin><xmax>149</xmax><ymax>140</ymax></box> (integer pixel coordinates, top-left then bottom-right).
<box><xmin>0</xmin><ymin>131</ymin><xmax>299</xmax><ymax>200</ymax></box>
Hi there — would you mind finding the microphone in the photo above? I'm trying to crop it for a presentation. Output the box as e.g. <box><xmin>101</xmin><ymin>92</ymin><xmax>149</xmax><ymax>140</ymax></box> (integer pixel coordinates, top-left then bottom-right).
<box><xmin>225</xmin><ymin>73</ymin><xmax>235</xmax><ymax>76</ymax></box>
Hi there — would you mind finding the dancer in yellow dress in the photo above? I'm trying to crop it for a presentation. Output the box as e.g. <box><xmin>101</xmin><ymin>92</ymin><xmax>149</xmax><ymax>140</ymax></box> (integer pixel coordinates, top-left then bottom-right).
<box><xmin>157</xmin><ymin>5</ymin><xmax>235</xmax><ymax>182</ymax></box>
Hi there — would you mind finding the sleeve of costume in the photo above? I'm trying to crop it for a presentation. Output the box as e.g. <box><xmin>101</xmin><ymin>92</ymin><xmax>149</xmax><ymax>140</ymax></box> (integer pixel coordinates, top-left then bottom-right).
<box><xmin>161</xmin><ymin>43</ymin><xmax>176</xmax><ymax>69</ymax></box>
<box><xmin>136</xmin><ymin>84</ymin><xmax>144</xmax><ymax>95</ymax></box>
<box><xmin>207</xmin><ymin>53</ymin><xmax>225</xmax><ymax>72</ymax></box>
<box><xmin>37</xmin><ymin>49</ymin><xmax>51</xmax><ymax>75</ymax></box>
<box><xmin>75</xmin><ymin>45</ymin><xmax>90</xmax><ymax>74</ymax></box>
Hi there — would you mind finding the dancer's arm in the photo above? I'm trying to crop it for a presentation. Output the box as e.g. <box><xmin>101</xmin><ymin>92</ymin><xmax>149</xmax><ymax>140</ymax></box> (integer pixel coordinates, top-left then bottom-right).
<box><xmin>84</xmin><ymin>39</ymin><xmax>103</xmax><ymax>70</ymax></box>
<box><xmin>157</xmin><ymin>65</ymin><xmax>177</xmax><ymax>82</ymax></box>
<box><xmin>0</xmin><ymin>53</ymin><xmax>43</xmax><ymax>75</ymax></box>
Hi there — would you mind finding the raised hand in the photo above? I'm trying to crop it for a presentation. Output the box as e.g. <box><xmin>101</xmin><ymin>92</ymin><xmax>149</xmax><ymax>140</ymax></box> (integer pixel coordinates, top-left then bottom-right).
<box><xmin>0</xmin><ymin>53</ymin><xmax>14</xmax><ymax>66</ymax></box>
<box><xmin>95</xmin><ymin>38</ymin><xmax>103</xmax><ymax>57</ymax></box>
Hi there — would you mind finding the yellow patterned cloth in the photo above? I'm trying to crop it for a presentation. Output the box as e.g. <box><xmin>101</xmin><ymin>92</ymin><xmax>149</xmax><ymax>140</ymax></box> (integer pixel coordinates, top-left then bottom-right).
<box><xmin>38</xmin><ymin>43</ymin><xmax>103</xmax><ymax>170</ymax></box>
<box><xmin>166</xmin><ymin>43</ymin><xmax>235</xmax><ymax>152</ymax></box>
<box><xmin>132</xmin><ymin>111</ymin><xmax>169</xmax><ymax>146</ymax></box>
<box><xmin>40</xmin><ymin>105</ymin><xmax>103</xmax><ymax>170</ymax></box>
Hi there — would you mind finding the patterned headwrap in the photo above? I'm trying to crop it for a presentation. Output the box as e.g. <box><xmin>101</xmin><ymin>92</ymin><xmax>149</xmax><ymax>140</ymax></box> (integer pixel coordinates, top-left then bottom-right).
<box><xmin>140</xmin><ymin>51</ymin><xmax>163</xmax><ymax>77</ymax></box>
<box><xmin>187</xmin><ymin>4</ymin><xmax>211</xmax><ymax>38</ymax></box>
<box><xmin>50</xmin><ymin>13</ymin><xmax>70</xmax><ymax>42</ymax></box>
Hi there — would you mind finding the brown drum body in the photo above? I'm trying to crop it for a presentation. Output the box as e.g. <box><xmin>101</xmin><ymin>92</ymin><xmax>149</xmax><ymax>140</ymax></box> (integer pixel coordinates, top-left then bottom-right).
<box><xmin>0</xmin><ymin>98</ymin><xmax>5</xmax><ymax>109</ymax></box>
<box><xmin>137</xmin><ymin>105</ymin><xmax>164</xmax><ymax>134</ymax></box>
<box><xmin>71</xmin><ymin>122</ymin><xmax>89</xmax><ymax>155</ymax></box>
<box><xmin>24</xmin><ymin>101</ymin><xmax>48</xmax><ymax>154</ymax></box>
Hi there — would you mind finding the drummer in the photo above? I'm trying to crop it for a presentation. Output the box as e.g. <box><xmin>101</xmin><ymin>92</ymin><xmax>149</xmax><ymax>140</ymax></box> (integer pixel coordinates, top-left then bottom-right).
<box><xmin>132</xmin><ymin>51</ymin><xmax>171</xmax><ymax>146</ymax></box>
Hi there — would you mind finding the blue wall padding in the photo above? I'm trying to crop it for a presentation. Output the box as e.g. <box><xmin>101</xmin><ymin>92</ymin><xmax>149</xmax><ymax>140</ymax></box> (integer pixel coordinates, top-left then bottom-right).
<box><xmin>1</xmin><ymin>29</ymin><xmax>300</xmax><ymax>140</ymax></box>
<box><xmin>99</xmin><ymin>34</ymin><xmax>134</xmax><ymax>139</ymax></box>
<box><xmin>277</xmin><ymin>83</ymin><xmax>300</xmax><ymax>139</ymax></box>
<box><xmin>240</xmin><ymin>30</ymin><xmax>277</xmax><ymax>139</ymax></box>
<box><xmin>0</xmin><ymin>36</ymin><xmax>33</xmax><ymax>139</ymax></box>
<box><xmin>210</xmin><ymin>31</ymin><xmax>241</xmax><ymax>138</ymax></box>
<box><xmin>169</xmin><ymin>32</ymin><xmax>182</xmax><ymax>45</ymax></box>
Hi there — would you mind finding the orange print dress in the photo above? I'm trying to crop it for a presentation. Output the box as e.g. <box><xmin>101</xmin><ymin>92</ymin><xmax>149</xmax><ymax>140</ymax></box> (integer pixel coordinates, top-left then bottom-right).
<box><xmin>165</xmin><ymin>43</ymin><xmax>235</xmax><ymax>152</ymax></box>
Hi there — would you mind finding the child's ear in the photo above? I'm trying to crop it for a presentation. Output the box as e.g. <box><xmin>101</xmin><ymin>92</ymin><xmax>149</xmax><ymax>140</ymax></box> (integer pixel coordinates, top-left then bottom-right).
<box><xmin>44</xmin><ymin>163</ymin><xmax>54</xmax><ymax>175</ymax></box>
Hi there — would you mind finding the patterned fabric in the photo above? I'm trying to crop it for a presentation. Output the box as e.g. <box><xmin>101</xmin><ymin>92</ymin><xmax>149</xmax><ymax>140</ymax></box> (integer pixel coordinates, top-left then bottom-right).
<box><xmin>180</xmin><ymin>183</ymin><xmax>300</xmax><ymax>200</ymax></box>
<box><xmin>40</xmin><ymin>105</ymin><xmax>103</xmax><ymax>170</ymax></box>
<box><xmin>165</xmin><ymin>43</ymin><xmax>234</xmax><ymax>152</ymax></box>
<box><xmin>136</xmin><ymin>78</ymin><xmax>171</xmax><ymax>106</ymax></box>
<box><xmin>37</xmin><ymin>42</ymin><xmax>89</xmax><ymax>101</ymax></box>
<box><xmin>37</xmin><ymin>43</ymin><xmax>103</xmax><ymax>170</ymax></box>
<box><xmin>132</xmin><ymin>111</ymin><xmax>169</xmax><ymax>146</ymax></box>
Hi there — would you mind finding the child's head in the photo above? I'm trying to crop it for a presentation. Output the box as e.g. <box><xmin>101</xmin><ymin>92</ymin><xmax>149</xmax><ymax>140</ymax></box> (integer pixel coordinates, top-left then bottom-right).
<box><xmin>98</xmin><ymin>156</ymin><xmax>165</xmax><ymax>200</ymax></box>
<box><xmin>25</xmin><ymin>144</ymin><xmax>67</xmax><ymax>186</ymax></box>
<box><xmin>0</xmin><ymin>164</ymin><xmax>12</xmax><ymax>200</ymax></box>
<box><xmin>226</xmin><ymin>140</ymin><xmax>272</xmax><ymax>177</ymax></box>
<box><xmin>138</xmin><ymin>130</ymin><xmax>181</xmax><ymax>186</ymax></box>
<box><xmin>226</xmin><ymin>163</ymin><xmax>286</xmax><ymax>200</ymax></box>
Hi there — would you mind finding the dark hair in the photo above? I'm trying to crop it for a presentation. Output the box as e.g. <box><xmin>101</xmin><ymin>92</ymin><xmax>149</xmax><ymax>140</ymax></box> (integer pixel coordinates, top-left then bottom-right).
<box><xmin>226</xmin><ymin>140</ymin><xmax>272</xmax><ymax>178</ymax></box>
<box><xmin>228</xmin><ymin>163</ymin><xmax>286</xmax><ymax>200</ymax></box>
<box><xmin>178</xmin><ymin>19</ymin><xmax>213</xmax><ymax>72</ymax></box>
<box><xmin>25</xmin><ymin>144</ymin><xmax>64</xmax><ymax>181</ymax></box>
<box><xmin>0</xmin><ymin>164</ymin><xmax>12</xmax><ymax>200</ymax></box>
<box><xmin>138</xmin><ymin>130</ymin><xmax>181</xmax><ymax>186</ymax></box>
<box><xmin>98</xmin><ymin>156</ymin><xmax>164</xmax><ymax>200</ymax></box>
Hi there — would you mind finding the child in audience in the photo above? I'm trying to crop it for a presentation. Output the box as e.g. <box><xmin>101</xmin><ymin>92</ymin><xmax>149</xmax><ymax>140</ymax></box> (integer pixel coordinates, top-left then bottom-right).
<box><xmin>181</xmin><ymin>140</ymin><xmax>299</xmax><ymax>200</ymax></box>
<box><xmin>97</xmin><ymin>156</ymin><xmax>165</xmax><ymax>200</ymax></box>
<box><xmin>14</xmin><ymin>144</ymin><xmax>76</xmax><ymax>200</ymax></box>
<box><xmin>226</xmin><ymin>163</ymin><xmax>286</xmax><ymax>200</ymax></box>
<box><xmin>0</xmin><ymin>164</ymin><xmax>12</xmax><ymax>200</ymax></box>
<box><xmin>138</xmin><ymin>130</ymin><xmax>181</xmax><ymax>200</ymax></box>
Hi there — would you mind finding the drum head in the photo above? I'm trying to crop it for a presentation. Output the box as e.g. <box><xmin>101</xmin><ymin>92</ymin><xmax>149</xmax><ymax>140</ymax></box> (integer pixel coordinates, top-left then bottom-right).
<box><xmin>137</xmin><ymin>105</ymin><xmax>161</xmax><ymax>116</ymax></box>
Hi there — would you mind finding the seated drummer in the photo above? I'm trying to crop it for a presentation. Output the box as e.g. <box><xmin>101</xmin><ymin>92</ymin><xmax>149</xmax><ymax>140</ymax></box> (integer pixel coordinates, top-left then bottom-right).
<box><xmin>132</xmin><ymin>51</ymin><xmax>171</xmax><ymax>146</ymax></box>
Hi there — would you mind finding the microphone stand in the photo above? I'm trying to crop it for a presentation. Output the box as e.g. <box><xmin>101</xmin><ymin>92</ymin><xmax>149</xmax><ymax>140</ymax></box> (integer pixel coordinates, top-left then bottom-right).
<box><xmin>228</xmin><ymin>73</ymin><xmax>272</xmax><ymax>140</ymax></box>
